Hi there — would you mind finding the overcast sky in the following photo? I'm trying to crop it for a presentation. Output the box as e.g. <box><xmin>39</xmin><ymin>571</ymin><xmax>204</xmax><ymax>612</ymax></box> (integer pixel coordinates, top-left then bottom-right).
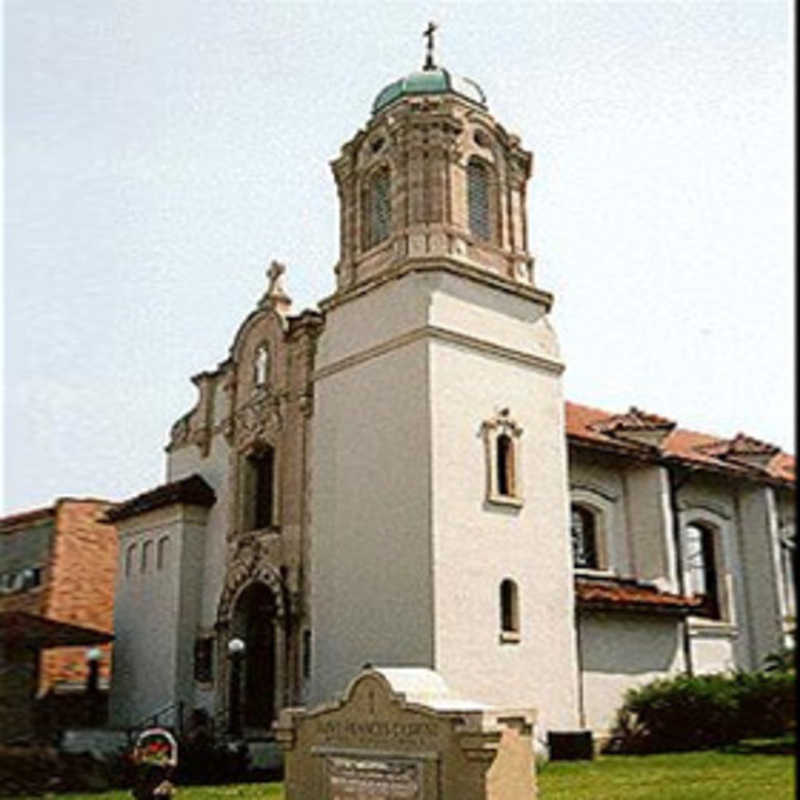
<box><xmin>2</xmin><ymin>1</ymin><xmax>794</xmax><ymax>513</ymax></box>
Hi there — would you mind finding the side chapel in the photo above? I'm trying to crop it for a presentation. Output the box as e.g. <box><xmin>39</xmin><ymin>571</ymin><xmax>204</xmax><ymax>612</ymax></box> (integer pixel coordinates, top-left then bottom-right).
<box><xmin>107</xmin><ymin>38</ymin><xmax>795</xmax><ymax>740</ymax></box>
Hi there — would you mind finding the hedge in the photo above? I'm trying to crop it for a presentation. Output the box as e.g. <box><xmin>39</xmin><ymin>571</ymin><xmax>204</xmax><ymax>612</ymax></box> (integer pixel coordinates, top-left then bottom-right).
<box><xmin>609</xmin><ymin>669</ymin><xmax>795</xmax><ymax>753</ymax></box>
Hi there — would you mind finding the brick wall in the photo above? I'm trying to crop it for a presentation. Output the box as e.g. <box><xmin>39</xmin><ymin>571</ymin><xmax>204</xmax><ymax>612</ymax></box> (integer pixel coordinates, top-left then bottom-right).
<box><xmin>40</xmin><ymin>500</ymin><xmax>118</xmax><ymax>692</ymax></box>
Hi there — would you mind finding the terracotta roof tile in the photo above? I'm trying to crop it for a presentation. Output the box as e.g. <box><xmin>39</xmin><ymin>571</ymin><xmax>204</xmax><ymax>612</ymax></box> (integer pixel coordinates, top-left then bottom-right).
<box><xmin>575</xmin><ymin>575</ymin><xmax>701</xmax><ymax>615</ymax></box>
<box><xmin>566</xmin><ymin>401</ymin><xmax>794</xmax><ymax>485</ymax></box>
<box><xmin>590</xmin><ymin>406</ymin><xmax>676</xmax><ymax>435</ymax></box>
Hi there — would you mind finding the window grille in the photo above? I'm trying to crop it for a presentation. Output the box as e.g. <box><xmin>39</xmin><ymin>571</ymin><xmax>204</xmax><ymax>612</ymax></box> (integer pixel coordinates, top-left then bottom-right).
<box><xmin>367</xmin><ymin>168</ymin><xmax>391</xmax><ymax>248</ymax></box>
<box><xmin>468</xmin><ymin>159</ymin><xmax>491</xmax><ymax>240</ymax></box>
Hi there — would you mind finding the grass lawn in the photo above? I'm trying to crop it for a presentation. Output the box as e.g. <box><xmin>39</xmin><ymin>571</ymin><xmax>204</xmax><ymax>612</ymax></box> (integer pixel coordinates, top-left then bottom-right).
<box><xmin>539</xmin><ymin>746</ymin><xmax>795</xmax><ymax>800</ymax></box>
<box><xmin>7</xmin><ymin>744</ymin><xmax>794</xmax><ymax>799</ymax></box>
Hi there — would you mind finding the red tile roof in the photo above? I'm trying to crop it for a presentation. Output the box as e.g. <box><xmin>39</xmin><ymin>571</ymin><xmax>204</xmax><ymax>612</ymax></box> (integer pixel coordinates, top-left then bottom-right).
<box><xmin>575</xmin><ymin>575</ymin><xmax>701</xmax><ymax>615</ymax></box>
<box><xmin>589</xmin><ymin>406</ymin><xmax>676</xmax><ymax>435</ymax></box>
<box><xmin>106</xmin><ymin>474</ymin><xmax>216</xmax><ymax>522</ymax></box>
<box><xmin>566</xmin><ymin>401</ymin><xmax>794</xmax><ymax>485</ymax></box>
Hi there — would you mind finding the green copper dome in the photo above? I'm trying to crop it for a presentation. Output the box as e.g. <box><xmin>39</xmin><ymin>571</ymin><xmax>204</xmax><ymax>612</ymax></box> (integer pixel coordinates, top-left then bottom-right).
<box><xmin>372</xmin><ymin>67</ymin><xmax>487</xmax><ymax>115</ymax></box>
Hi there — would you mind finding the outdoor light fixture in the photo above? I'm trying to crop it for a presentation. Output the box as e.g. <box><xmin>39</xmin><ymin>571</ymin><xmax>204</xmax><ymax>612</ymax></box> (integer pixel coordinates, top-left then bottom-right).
<box><xmin>227</xmin><ymin>637</ymin><xmax>246</xmax><ymax>656</ymax></box>
<box><xmin>227</xmin><ymin>637</ymin><xmax>246</xmax><ymax>737</ymax></box>
<box><xmin>86</xmin><ymin>647</ymin><xmax>102</xmax><ymax>662</ymax></box>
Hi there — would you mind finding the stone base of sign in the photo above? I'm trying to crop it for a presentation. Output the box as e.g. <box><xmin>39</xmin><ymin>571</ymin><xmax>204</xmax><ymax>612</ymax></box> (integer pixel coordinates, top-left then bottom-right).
<box><xmin>275</xmin><ymin>667</ymin><xmax>537</xmax><ymax>800</ymax></box>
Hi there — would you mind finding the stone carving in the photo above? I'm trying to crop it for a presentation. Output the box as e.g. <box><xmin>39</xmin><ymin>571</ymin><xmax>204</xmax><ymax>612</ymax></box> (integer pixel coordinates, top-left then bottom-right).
<box><xmin>275</xmin><ymin>667</ymin><xmax>538</xmax><ymax>800</ymax></box>
<box><xmin>218</xmin><ymin>535</ymin><xmax>287</xmax><ymax>623</ymax></box>
<box><xmin>231</xmin><ymin>387</ymin><xmax>284</xmax><ymax>451</ymax></box>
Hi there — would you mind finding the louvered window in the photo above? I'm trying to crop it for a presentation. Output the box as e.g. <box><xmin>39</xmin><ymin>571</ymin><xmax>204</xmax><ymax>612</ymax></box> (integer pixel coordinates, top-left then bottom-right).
<box><xmin>366</xmin><ymin>168</ymin><xmax>391</xmax><ymax>249</ymax></box>
<box><xmin>467</xmin><ymin>159</ymin><xmax>491</xmax><ymax>240</ymax></box>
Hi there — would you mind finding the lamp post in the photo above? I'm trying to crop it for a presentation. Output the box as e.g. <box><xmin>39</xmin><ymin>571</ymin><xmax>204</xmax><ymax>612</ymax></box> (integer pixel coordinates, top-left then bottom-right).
<box><xmin>227</xmin><ymin>637</ymin><xmax>246</xmax><ymax>738</ymax></box>
<box><xmin>85</xmin><ymin>647</ymin><xmax>102</xmax><ymax>724</ymax></box>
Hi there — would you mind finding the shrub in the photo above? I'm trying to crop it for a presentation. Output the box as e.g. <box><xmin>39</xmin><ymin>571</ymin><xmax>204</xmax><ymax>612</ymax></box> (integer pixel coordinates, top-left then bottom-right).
<box><xmin>610</xmin><ymin>668</ymin><xmax>796</xmax><ymax>754</ymax></box>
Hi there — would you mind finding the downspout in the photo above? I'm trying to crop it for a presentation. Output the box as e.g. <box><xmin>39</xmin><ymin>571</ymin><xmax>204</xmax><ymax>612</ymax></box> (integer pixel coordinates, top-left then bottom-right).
<box><xmin>665</xmin><ymin>462</ymin><xmax>693</xmax><ymax>676</ymax></box>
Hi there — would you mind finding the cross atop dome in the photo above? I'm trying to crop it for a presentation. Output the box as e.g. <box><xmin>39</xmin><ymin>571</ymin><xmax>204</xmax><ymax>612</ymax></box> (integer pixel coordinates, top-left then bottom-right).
<box><xmin>422</xmin><ymin>21</ymin><xmax>437</xmax><ymax>71</ymax></box>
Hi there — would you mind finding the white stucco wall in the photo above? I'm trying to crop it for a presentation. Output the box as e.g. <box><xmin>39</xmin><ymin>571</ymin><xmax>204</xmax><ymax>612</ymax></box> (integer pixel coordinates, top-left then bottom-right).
<box><xmin>735</xmin><ymin>486</ymin><xmax>784</xmax><ymax>670</ymax></box>
<box><xmin>578</xmin><ymin>613</ymin><xmax>685</xmax><ymax>734</ymax></box>
<box><xmin>426</xmin><ymin>277</ymin><xmax>578</xmax><ymax>732</ymax></box>
<box><xmin>310</xmin><ymin>285</ymin><xmax>435</xmax><ymax>702</ymax></box>
<box><xmin>310</xmin><ymin>269</ymin><xmax>580</xmax><ymax>731</ymax></box>
<box><xmin>109</xmin><ymin>504</ymin><xmax>209</xmax><ymax>727</ymax></box>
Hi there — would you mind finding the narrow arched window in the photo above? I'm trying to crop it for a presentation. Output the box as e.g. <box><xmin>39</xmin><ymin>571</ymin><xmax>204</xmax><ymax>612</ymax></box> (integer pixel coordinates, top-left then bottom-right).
<box><xmin>364</xmin><ymin>167</ymin><xmax>391</xmax><ymax>249</ymax></box>
<box><xmin>685</xmin><ymin>523</ymin><xmax>720</xmax><ymax>619</ymax></box>
<box><xmin>125</xmin><ymin>544</ymin><xmax>136</xmax><ymax>578</ymax></box>
<box><xmin>467</xmin><ymin>158</ymin><xmax>491</xmax><ymax>241</ymax></box>
<box><xmin>496</xmin><ymin>434</ymin><xmax>514</xmax><ymax>497</ymax></box>
<box><xmin>500</xmin><ymin>579</ymin><xmax>520</xmax><ymax>636</ymax></box>
<box><xmin>157</xmin><ymin>536</ymin><xmax>169</xmax><ymax>570</ymax></box>
<box><xmin>141</xmin><ymin>540</ymin><xmax>153</xmax><ymax>574</ymax></box>
<box><xmin>571</xmin><ymin>505</ymin><xmax>598</xmax><ymax>569</ymax></box>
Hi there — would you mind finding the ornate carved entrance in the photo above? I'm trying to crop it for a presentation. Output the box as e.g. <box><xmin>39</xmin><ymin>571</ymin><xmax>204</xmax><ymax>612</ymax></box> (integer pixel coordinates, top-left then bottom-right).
<box><xmin>232</xmin><ymin>582</ymin><xmax>276</xmax><ymax>728</ymax></box>
<box><xmin>217</xmin><ymin>549</ymin><xmax>289</xmax><ymax>736</ymax></box>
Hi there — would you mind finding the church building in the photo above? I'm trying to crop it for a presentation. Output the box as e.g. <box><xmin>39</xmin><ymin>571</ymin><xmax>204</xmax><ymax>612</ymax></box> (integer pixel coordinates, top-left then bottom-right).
<box><xmin>106</xmin><ymin>44</ymin><xmax>795</xmax><ymax>742</ymax></box>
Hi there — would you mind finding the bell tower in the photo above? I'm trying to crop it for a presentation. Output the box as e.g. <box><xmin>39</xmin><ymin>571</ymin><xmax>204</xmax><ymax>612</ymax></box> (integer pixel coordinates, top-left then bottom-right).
<box><xmin>311</xmin><ymin>35</ymin><xmax>580</xmax><ymax>733</ymax></box>
<box><xmin>330</xmin><ymin>35</ymin><xmax>543</xmax><ymax>299</ymax></box>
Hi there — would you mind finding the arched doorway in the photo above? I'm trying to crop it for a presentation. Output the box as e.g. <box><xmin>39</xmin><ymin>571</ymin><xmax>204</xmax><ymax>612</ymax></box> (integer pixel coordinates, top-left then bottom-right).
<box><xmin>230</xmin><ymin>582</ymin><xmax>277</xmax><ymax>730</ymax></box>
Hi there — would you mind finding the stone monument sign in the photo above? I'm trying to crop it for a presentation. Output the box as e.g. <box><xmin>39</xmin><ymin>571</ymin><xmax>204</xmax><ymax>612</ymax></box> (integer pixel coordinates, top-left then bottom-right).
<box><xmin>275</xmin><ymin>666</ymin><xmax>537</xmax><ymax>800</ymax></box>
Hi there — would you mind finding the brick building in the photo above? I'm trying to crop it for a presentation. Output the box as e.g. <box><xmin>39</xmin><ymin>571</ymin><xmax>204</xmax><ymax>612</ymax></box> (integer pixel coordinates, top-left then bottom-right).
<box><xmin>0</xmin><ymin>498</ymin><xmax>117</xmax><ymax>695</ymax></box>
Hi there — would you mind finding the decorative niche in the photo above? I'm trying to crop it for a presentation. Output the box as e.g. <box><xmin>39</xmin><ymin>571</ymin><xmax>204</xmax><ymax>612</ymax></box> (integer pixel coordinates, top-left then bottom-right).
<box><xmin>481</xmin><ymin>408</ymin><xmax>523</xmax><ymax>508</ymax></box>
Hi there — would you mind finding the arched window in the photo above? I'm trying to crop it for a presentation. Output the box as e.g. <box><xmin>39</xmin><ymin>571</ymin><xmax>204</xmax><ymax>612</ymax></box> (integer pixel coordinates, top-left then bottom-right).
<box><xmin>141</xmin><ymin>540</ymin><xmax>153</xmax><ymax>574</ymax></box>
<box><xmin>500</xmin><ymin>578</ymin><xmax>520</xmax><ymax>637</ymax></box>
<box><xmin>482</xmin><ymin>409</ymin><xmax>523</xmax><ymax>506</ymax></box>
<box><xmin>571</xmin><ymin>505</ymin><xmax>598</xmax><ymax>569</ymax></box>
<box><xmin>253</xmin><ymin>344</ymin><xmax>270</xmax><ymax>387</ymax></box>
<box><xmin>685</xmin><ymin>523</ymin><xmax>720</xmax><ymax>619</ymax></box>
<box><xmin>125</xmin><ymin>544</ymin><xmax>136</xmax><ymax>578</ymax></box>
<box><xmin>157</xmin><ymin>536</ymin><xmax>169</xmax><ymax>570</ymax></box>
<box><xmin>363</xmin><ymin>167</ymin><xmax>391</xmax><ymax>249</ymax></box>
<box><xmin>467</xmin><ymin>158</ymin><xmax>491</xmax><ymax>241</ymax></box>
<box><xmin>496</xmin><ymin>434</ymin><xmax>515</xmax><ymax>497</ymax></box>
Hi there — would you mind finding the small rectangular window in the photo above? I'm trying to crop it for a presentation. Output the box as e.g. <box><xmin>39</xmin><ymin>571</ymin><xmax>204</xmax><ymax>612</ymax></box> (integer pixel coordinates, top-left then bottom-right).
<box><xmin>194</xmin><ymin>637</ymin><xmax>214</xmax><ymax>683</ymax></box>
<box><xmin>247</xmin><ymin>448</ymin><xmax>275</xmax><ymax>529</ymax></box>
